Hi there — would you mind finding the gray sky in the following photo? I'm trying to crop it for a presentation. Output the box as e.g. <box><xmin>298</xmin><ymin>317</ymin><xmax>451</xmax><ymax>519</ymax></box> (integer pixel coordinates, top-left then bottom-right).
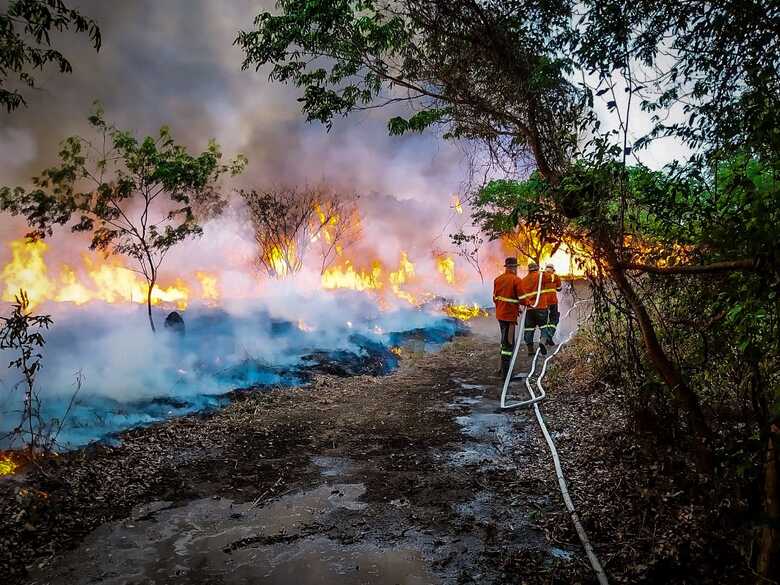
<box><xmin>0</xmin><ymin>0</ymin><xmax>465</xmax><ymax>199</ymax></box>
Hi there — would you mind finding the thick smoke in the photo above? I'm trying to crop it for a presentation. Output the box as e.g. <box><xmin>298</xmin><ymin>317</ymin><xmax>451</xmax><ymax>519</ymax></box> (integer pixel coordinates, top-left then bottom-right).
<box><xmin>0</xmin><ymin>0</ymin><xmax>494</xmax><ymax>301</ymax></box>
<box><xmin>0</xmin><ymin>284</ymin><xmax>463</xmax><ymax>448</ymax></box>
<box><xmin>0</xmin><ymin>0</ymin><xmax>503</xmax><ymax>448</ymax></box>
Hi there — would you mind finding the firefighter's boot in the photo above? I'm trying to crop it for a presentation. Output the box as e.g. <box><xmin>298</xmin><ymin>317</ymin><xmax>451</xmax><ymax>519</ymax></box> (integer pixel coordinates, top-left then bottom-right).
<box><xmin>500</xmin><ymin>354</ymin><xmax>513</xmax><ymax>380</ymax></box>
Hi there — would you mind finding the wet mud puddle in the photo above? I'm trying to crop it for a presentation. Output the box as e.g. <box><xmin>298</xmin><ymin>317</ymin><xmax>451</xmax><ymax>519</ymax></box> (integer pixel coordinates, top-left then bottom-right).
<box><xmin>28</xmin><ymin>483</ymin><xmax>438</xmax><ymax>585</ymax></box>
<box><xmin>27</xmin><ymin>372</ymin><xmax>569</xmax><ymax>585</ymax></box>
<box><xmin>448</xmin><ymin>380</ymin><xmax>524</xmax><ymax>470</ymax></box>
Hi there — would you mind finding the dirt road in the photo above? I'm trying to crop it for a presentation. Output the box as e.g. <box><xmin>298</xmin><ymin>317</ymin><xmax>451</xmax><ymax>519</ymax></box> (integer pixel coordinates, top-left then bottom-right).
<box><xmin>5</xmin><ymin>317</ymin><xmax>595</xmax><ymax>584</ymax></box>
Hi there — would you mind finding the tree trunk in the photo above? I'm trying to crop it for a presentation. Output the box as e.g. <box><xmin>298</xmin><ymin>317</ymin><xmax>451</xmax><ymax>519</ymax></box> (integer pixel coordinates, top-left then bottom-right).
<box><xmin>757</xmin><ymin>425</ymin><xmax>780</xmax><ymax>583</ymax></box>
<box><xmin>26</xmin><ymin>383</ymin><xmax>35</xmax><ymax>454</ymax></box>
<box><xmin>605</xmin><ymin>250</ymin><xmax>713</xmax><ymax>467</ymax></box>
<box><xmin>146</xmin><ymin>280</ymin><xmax>156</xmax><ymax>333</ymax></box>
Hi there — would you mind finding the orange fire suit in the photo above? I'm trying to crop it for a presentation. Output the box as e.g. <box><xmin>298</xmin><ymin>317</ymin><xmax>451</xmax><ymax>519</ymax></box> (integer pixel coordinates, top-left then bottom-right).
<box><xmin>493</xmin><ymin>271</ymin><xmax>528</xmax><ymax>377</ymax></box>
<box><xmin>493</xmin><ymin>272</ymin><xmax>527</xmax><ymax>323</ymax></box>
<box><xmin>519</xmin><ymin>271</ymin><xmax>561</xmax><ymax>345</ymax></box>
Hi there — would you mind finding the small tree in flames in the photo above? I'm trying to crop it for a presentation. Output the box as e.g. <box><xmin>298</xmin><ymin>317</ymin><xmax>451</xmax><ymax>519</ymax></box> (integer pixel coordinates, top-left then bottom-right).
<box><xmin>474</xmin><ymin>176</ymin><xmax>565</xmax><ymax>266</ymax></box>
<box><xmin>449</xmin><ymin>231</ymin><xmax>484</xmax><ymax>284</ymax></box>
<box><xmin>241</xmin><ymin>186</ymin><xmax>359</xmax><ymax>277</ymax></box>
<box><xmin>0</xmin><ymin>107</ymin><xmax>247</xmax><ymax>331</ymax></box>
<box><xmin>315</xmin><ymin>195</ymin><xmax>361</xmax><ymax>274</ymax></box>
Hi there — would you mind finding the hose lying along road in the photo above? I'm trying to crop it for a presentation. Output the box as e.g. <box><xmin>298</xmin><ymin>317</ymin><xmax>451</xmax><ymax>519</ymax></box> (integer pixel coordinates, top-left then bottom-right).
<box><xmin>498</xmin><ymin>275</ymin><xmax>609</xmax><ymax>585</ymax></box>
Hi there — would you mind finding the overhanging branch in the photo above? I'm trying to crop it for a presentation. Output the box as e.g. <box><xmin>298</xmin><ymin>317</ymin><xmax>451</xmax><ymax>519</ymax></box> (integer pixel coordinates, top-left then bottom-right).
<box><xmin>622</xmin><ymin>259</ymin><xmax>759</xmax><ymax>274</ymax></box>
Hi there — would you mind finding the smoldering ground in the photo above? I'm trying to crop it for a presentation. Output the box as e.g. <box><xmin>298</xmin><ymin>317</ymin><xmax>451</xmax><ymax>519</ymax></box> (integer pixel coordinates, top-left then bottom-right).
<box><xmin>0</xmin><ymin>279</ymin><xmax>466</xmax><ymax>449</ymax></box>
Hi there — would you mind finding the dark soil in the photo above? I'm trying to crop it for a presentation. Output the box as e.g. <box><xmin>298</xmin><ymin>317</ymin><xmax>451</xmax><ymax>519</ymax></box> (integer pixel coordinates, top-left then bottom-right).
<box><xmin>0</xmin><ymin>316</ymin><xmax>754</xmax><ymax>584</ymax></box>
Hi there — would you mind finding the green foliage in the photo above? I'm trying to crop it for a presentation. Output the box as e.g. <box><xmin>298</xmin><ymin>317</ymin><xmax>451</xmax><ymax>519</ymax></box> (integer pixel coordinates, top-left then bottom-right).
<box><xmin>473</xmin><ymin>154</ymin><xmax>779</xmax><ymax>411</ymax></box>
<box><xmin>237</xmin><ymin>0</ymin><xmax>779</xmax><ymax>178</ymax></box>
<box><xmin>0</xmin><ymin>107</ymin><xmax>247</xmax><ymax>329</ymax></box>
<box><xmin>0</xmin><ymin>290</ymin><xmax>51</xmax><ymax>381</ymax></box>
<box><xmin>237</xmin><ymin>0</ymin><xmax>412</xmax><ymax>130</ymax></box>
<box><xmin>388</xmin><ymin>108</ymin><xmax>451</xmax><ymax>136</ymax></box>
<box><xmin>0</xmin><ymin>0</ymin><xmax>101</xmax><ymax>112</ymax></box>
<box><xmin>476</xmin><ymin>174</ymin><xmax>551</xmax><ymax>237</ymax></box>
<box><xmin>0</xmin><ymin>290</ymin><xmax>53</xmax><ymax>452</ymax></box>
<box><xmin>237</xmin><ymin>0</ymin><xmax>581</xmax><ymax>174</ymax></box>
<box><xmin>239</xmin><ymin>2</ymin><xmax>780</xmax><ymax>571</ymax></box>
<box><xmin>575</xmin><ymin>0</ymin><xmax>780</xmax><ymax>160</ymax></box>
<box><xmin>474</xmin><ymin>173</ymin><xmax>567</xmax><ymax>263</ymax></box>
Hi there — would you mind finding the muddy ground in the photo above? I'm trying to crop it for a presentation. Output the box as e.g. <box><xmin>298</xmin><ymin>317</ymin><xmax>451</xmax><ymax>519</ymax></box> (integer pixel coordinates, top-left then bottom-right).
<box><xmin>0</xmin><ymin>315</ymin><xmax>751</xmax><ymax>584</ymax></box>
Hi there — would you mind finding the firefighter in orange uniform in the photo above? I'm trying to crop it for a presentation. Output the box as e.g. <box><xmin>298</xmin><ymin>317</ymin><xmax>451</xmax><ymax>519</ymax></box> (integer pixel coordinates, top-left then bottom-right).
<box><xmin>541</xmin><ymin>263</ymin><xmax>563</xmax><ymax>345</ymax></box>
<box><xmin>493</xmin><ymin>257</ymin><xmax>527</xmax><ymax>379</ymax></box>
<box><xmin>519</xmin><ymin>262</ymin><xmax>553</xmax><ymax>355</ymax></box>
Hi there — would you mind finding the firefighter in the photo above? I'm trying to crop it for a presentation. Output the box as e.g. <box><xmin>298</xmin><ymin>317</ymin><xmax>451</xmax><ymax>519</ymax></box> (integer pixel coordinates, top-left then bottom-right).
<box><xmin>493</xmin><ymin>257</ymin><xmax>527</xmax><ymax>379</ymax></box>
<box><xmin>541</xmin><ymin>263</ymin><xmax>562</xmax><ymax>346</ymax></box>
<box><xmin>519</xmin><ymin>262</ymin><xmax>551</xmax><ymax>356</ymax></box>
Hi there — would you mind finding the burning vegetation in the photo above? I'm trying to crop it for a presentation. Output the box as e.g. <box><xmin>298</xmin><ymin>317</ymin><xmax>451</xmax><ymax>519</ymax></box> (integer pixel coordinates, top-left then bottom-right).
<box><xmin>0</xmin><ymin>452</ymin><xmax>19</xmax><ymax>477</ymax></box>
<box><xmin>0</xmin><ymin>229</ymin><xmax>588</xmax><ymax>321</ymax></box>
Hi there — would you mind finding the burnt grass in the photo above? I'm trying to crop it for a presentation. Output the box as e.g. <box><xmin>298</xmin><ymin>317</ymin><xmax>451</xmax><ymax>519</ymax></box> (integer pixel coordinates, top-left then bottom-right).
<box><xmin>0</xmin><ymin>318</ymin><xmax>755</xmax><ymax>584</ymax></box>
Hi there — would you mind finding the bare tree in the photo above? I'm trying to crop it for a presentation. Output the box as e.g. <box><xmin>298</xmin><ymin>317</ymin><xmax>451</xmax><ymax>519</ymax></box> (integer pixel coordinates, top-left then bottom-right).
<box><xmin>315</xmin><ymin>194</ymin><xmax>361</xmax><ymax>274</ymax></box>
<box><xmin>503</xmin><ymin>225</ymin><xmax>560</xmax><ymax>267</ymax></box>
<box><xmin>241</xmin><ymin>186</ymin><xmax>359</xmax><ymax>277</ymax></box>
<box><xmin>449</xmin><ymin>231</ymin><xmax>484</xmax><ymax>283</ymax></box>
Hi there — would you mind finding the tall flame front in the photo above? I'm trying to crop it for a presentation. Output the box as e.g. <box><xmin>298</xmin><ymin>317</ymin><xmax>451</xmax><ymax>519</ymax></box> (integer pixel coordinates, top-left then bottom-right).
<box><xmin>1</xmin><ymin>239</ymin><xmax>194</xmax><ymax>311</ymax></box>
<box><xmin>0</xmin><ymin>207</ymin><xmax>591</xmax><ymax>318</ymax></box>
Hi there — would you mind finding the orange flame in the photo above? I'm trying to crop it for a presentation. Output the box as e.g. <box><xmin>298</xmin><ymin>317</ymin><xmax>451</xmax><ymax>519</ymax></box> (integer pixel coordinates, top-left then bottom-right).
<box><xmin>452</xmin><ymin>196</ymin><xmax>463</xmax><ymax>214</ymax></box>
<box><xmin>196</xmin><ymin>271</ymin><xmax>219</xmax><ymax>302</ymax></box>
<box><xmin>389</xmin><ymin>252</ymin><xmax>416</xmax><ymax>304</ymax></box>
<box><xmin>321</xmin><ymin>252</ymin><xmax>421</xmax><ymax>304</ymax></box>
<box><xmin>436</xmin><ymin>255</ymin><xmax>456</xmax><ymax>284</ymax></box>
<box><xmin>443</xmin><ymin>302</ymin><xmax>487</xmax><ymax>321</ymax></box>
<box><xmin>0</xmin><ymin>238</ymin><xmax>200</xmax><ymax>310</ymax></box>
<box><xmin>500</xmin><ymin>230</ymin><xmax>589</xmax><ymax>278</ymax></box>
<box><xmin>0</xmin><ymin>452</ymin><xmax>19</xmax><ymax>476</ymax></box>
<box><xmin>321</xmin><ymin>260</ymin><xmax>383</xmax><ymax>291</ymax></box>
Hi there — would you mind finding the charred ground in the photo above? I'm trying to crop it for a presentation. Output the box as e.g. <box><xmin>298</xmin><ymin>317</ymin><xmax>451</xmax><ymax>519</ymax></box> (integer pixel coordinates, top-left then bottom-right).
<box><xmin>0</xmin><ymin>317</ymin><xmax>752</xmax><ymax>584</ymax></box>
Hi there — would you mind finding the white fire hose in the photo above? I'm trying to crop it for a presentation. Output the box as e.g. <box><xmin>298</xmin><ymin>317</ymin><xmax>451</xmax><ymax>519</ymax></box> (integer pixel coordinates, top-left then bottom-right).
<box><xmin>498</xmin><ymin>272</ymin><xmax>609</xmax><ymax>585</ymax></box>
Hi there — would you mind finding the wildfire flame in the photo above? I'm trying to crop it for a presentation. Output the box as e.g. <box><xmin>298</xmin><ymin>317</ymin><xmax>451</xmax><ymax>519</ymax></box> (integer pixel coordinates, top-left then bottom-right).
<box><xmin>623</xmin><ymin>234</ymin><xmax>692</xmax><ymax>267</ymax></box>
<box><xmin>196</xmin><ymin>271</ymin><xmax>219</xmax><ymax>302</ymax></box>
<box><xmin>452</xmin><ymin>196</ymin><xmax>463</xmax><ymax>214</ymax></box>
<box><xmin>322</xmin><ymin>252</ymin><xmax>420</xmax><ymax>304</ymax></box>
<box><xmin>436</xmin><ymin>255</ymin><xmax>456</xmax><ymax>285</ymax></box>
<box><xmin>443</xmin><ymin>303</ymin><xmax>487</xmax><ymax>321</ymax></box>
<box><xmin>265</xmin><ymin>245</ymin><xmax>295</xmax><ymax>277</ymax></box>
<box><xmin>389</xmin><ymin>251</ymin><xmax>417</xmax><ymax>304</ymax></box>
<box><xmin>321</xmin><ymin>260</ymin><xmax>383</xmax><ymax>291</ymax></box>
<box><xmin>0</xmin><ymin>238</ymin><xmax>199</xmax><ymax>311</ymax></box>
<box><xmin>544</xmin><ymin>243</ymin><xmax>589</xmax><ymax>277</ymax></box>
<box><xmin>0</xmin><ymin>452</ymin><xmax>19</xmax><ymax>477</ymax></box>
<box><xmin>500</xmin><ymin>233</ymin><xmax>589</xmax><ymax>278</ymax></box>
<box><xmin>0</xmin><ymin>212</ymin><xmax>594</xmax><ymax>322</ymax></box>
